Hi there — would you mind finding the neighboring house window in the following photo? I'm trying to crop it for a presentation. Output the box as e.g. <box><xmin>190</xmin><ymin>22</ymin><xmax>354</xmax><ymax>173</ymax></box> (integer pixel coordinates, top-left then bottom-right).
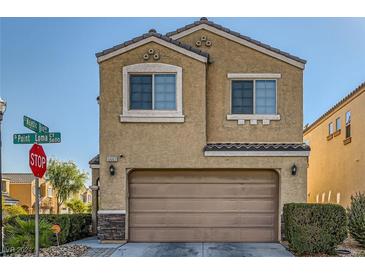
<box><xmin>336</xmin><ymin>117</ymin><xmax>341</xmax><ymax>131</ymax></box>
<box><xmin>121</xmin><ymin>63</ymin><xmax>184</xmax><ymax>123</ymax></box>
<box><xmin>345</xmin><ymin>111</ymin><xmax>351</xmax><ymax>138</ymax></box>
<box><xmin>47</xmin><ymin>187</ymin><xmax>53</xmax><ymax>197</ymax></box>
<box><xmin>328</xmin><ymin>122</ymin><xmax>334</xmax><ymax>135</ymax></box>
<box><xmin>130</xmin><ymin>74</ymin><xmax>176</xmax><ymax>110</ymax></box>
<box><xmin>231</xmin><ymin>80</ymin><xmax>276</xmax><ymax>115</ymax></box>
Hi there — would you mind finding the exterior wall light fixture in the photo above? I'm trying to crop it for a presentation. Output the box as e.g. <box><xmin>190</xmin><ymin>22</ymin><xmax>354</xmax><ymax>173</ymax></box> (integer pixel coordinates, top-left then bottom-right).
<box><xmin>109</xmin><ymin>165</ymin><xmax>115</xmax><ymax>176</ymax></box>
<box><xmin>291</xmin><ymin>164</ymin><xmax>297</xmax><ymax>176</ymax></box>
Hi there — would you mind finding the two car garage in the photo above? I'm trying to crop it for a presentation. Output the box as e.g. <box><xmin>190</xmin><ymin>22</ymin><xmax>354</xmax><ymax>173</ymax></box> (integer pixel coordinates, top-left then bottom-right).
<box><xmin>128</xmin><ymin>169</ymin><xmax>279</xmax><ymax>242</ymax></box>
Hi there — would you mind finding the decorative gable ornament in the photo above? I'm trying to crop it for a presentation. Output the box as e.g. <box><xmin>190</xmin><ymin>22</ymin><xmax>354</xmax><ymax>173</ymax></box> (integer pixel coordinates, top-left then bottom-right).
<box><xmin>143</xmin><ymin>48</ymin><xmax>160</xmax><ymax>61</ymax></box>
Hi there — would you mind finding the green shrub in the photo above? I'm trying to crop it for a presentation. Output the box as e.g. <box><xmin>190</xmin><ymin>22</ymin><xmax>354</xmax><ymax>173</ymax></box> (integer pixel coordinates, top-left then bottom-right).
<box><xmin>4</xmin><ymin>213</ymin><xmax>91</xmax><ymax>245</ymax></box>
<box><xmin>5</xmin><ymin>217</ymin><xmax>53</xmax><ymax>253</ymax></box>
<box><xmin>283</xmin><ymin>203</ymin><xmax>348</xmax><ymax>255</ymax></box>
<box><xmin>4</xmin><ymin>205</ymin><xmax>28</xmax><ymax>216</ymax></box>
<box><xmin>348</xmin><ymin>192</ymin><xmax>365</xmax><ymax>246</ymax></box>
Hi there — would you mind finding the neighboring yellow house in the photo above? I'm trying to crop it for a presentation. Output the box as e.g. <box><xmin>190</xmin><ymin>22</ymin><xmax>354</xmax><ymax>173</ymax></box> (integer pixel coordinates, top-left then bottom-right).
<box><xmin>2</xmin><ymin>173</ymin><xmax>58</xmax><ymax>214</ymax></box>
<box><xmin>59</xmin><ymin>185</ymin><xmax>92</xmax><ymax>214</ymax></box>
<box><xmin>304</xmin><ymin>81</ymin><xmax>365</xmax><ymax>207</ymax></box>
<box><xmin>90</xmin><ymin>17</ymin><xmax>309</xmax><ymax>243</ymax></box>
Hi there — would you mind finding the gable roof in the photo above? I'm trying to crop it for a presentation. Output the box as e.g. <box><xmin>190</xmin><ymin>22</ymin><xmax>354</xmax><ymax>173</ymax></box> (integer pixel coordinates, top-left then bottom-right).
<box><xmin>304</xmin><ymin>81</ymin><xmax>365</xmax><ymax>134</ymax></box>
<box><xmin>96</xmin><ymin>29</ymin><xmax>209</xmax><ymax>63</ymax></box>
<box><xmin>166</xmin><ymin>17</ymin><xmax>306</xmax><ymax>69</ymax></box>
<box><xmin>2</xmin><ymin>173</ymin><xmax>35</xmax><ymax>183</ymax></box>
<box><xmin>89</xmin><ymin>154</ymin><xmax>100</xmax><ymax>167</ymax></box>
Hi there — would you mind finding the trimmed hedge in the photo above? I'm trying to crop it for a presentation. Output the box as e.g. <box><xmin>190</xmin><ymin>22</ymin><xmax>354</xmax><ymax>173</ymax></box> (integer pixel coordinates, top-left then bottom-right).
<box><xmin>5</xmin><ymin>214</ymin><xmax>92</xmax><ymax>245</ymax></box>
<box><xmin>283</xmin><ymin>203</ymin><xmax>347</xmax><ymax>255</ymax></box>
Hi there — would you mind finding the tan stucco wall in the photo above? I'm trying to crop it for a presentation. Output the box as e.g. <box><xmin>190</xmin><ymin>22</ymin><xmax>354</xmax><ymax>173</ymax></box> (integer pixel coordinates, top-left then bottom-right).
<box><xmin>304</xmin><ymin>88</ymin><xmax>365</xmax><ymax>207</ymax></box>
<box><xmin>9</xmin><ymin>182</ymin><xmax>34</xmax><ymax>213</ymax></box>
<box><xmin>97</xmin><ymin>30</ymin><xmax>307</xmax><ymax>218</ymax></box>
<box><xmin>178</xmin><ymin>29</ymin><xmax>304</xmax><ymax>143</ymax></box>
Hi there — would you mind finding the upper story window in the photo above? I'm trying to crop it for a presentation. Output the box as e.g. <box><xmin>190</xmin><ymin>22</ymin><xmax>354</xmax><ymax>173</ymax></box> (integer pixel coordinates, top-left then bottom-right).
<box><xmin>345</xmin><ymin>111</ymin><xmax>351</xmax><ymax>140</ymax></box>
<box><xmin>328</xmin><ymin>122</ymin><xmax>334</xmax><ymax>135</ymax></box>
<box><xmin>226</xmin><ymin>73</ymin><xmax>281</xmax><ymax>125</ymax></box>
<box><xmin>47</xmin><ymin>187</ymin><xmax>53</xmax><ymax>197</ymax></box>
<box><xmin>121</xmin><ymin>63</ymin><xmax>184</xmax><ymax>123</ymax></box>
<box><xmin>336</xmin><ymin>117</ymin><xmax>341</xmax><ymax>131</ymax></box>
<box><xmin>130</xmin><ymin>74</ymin><xmax>176</xmax><ymax>110</ymax></box>
<box><xmin>231</xmin><ymin>80</ymin><xmax>276</xmax><ymax>115</ymax></box>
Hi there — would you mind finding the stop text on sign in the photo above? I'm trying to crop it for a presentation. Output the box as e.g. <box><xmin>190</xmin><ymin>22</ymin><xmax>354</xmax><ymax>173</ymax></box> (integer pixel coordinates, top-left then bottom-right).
<box><xmin>30</xmin><ymin>153</ymin><xmax>46</xmax><ymax>169</ymax></box>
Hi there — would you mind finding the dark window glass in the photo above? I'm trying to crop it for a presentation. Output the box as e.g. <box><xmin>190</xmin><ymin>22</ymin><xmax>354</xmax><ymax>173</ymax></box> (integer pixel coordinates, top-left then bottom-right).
<box><xmin>255</xmin><ymin>80</ymin><xmax>276</xmax><ymax>114</ymax></box>
<box><xmin>154</xmin><ymin>74</ymin><xmax>176</xmax><ymax>110</ymax></box>
<box><xmin>130</xmin><ymin>75</ymin><xmax>152</xmax><ymax>110</ymax></box>
<box><xmin>346</xmin><ymin>124</ymin><xmax>351</xmax><ymax>138</ymax></box>
<box><xmin>231</xmin><ymin>80</ymin><xmax>254</xmax><ymax>114</ymax></box>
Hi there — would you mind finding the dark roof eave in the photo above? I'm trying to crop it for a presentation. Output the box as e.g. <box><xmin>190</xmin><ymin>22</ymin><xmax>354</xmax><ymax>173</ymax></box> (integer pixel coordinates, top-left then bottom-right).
<box><xmin>95</xmin><ymin>31</ymin><xmax>209</xmax><ymax>60</ymax></box>
<box><xmin>166</xmin><ymin>18</ymin><xmax>306</xmax><ymax>65</ymax></box>
<box><xmin>304</xmin><ymin>81</ymin><xmax>365</xmax><ymax>134</ymax></box>
<box><xmin>89</xmin><ymin>154</ymin><xmax>100</xmax><ymax>165</ymax></box>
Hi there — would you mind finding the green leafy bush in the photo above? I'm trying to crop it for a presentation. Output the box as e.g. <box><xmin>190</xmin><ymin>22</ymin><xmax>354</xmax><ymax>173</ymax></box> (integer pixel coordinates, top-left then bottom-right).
<box><xmin>5</xmin><ymin>217</ymin><xmax>53</xmax><ymax>253</ymax></box>
<box><xmin>4</xmin><ymin>205</ymin><xmax>28</xmax><ymax>216</ymax></box>
<box><xmin>66</xmin><ymin>198</ymin><xmax>87</xmax><ymax>213</ymax></box>
<box><xmin>283</xmin><ymin>203</ymin><xmax>348</xmax><ymax>255</ymax></box>
<box><xmin>348</xmin><ymin>192</ymin><xmax>365</xmax><ymax>246</ymax></box>
<box><xmin>5</xmin><ymin>214</ymin><xmax>91</xmax><ymax>245</ymax></box>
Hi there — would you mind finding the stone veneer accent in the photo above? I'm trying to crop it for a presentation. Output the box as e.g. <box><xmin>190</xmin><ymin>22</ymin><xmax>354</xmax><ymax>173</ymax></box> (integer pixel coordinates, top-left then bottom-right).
<box><xmin>97</xmin><ymin>213</ymin><xmax>125</xmax><ymax>241</ymax></box>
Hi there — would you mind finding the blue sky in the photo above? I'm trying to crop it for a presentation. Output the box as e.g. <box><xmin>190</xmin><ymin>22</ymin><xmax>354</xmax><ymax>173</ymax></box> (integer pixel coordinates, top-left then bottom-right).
<box><xmin>1</xmin><ymin>17</ymin><xmax>364</xmax><ymax>182</ymax></box>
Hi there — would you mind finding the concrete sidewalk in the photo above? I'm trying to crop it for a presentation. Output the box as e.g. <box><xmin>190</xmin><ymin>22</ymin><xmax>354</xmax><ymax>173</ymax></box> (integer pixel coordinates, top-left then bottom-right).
<box><xmin>112</xmin><ymin>242</ymin><xmax>293</xmax><ymax>257</ymax></box>
<box><xmin>69</xmin><ymin>237</ymin><xmax>293</xmax><ymax>257</ymax></box>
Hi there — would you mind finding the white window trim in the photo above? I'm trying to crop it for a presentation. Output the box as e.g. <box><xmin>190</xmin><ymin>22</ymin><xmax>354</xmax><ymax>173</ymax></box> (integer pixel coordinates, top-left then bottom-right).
<box><xmin>227</xmin><ymin>73</ymin><xmax>281</xmax><ymax>79</ymax></box>
<box><xmin>227</xmin><ymin>76</ymin><xmax>280</xmax><ymax>125</ymax></box>
<box><xmin>121</xmin><ymin>63</ymin><xmax>184</xmax><ymax>123</ymax></box>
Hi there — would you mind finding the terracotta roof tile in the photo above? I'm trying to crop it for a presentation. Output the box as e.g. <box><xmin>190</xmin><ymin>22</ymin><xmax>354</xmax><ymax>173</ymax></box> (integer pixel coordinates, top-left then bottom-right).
<box><xmin>204</xmin><ymin>143</ymin><xmax>310</xmax><ymax>152</ymax></box>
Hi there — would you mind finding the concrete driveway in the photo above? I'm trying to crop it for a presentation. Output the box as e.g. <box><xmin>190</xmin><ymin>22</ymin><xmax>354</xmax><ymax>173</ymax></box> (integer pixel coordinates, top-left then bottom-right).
<box><xmin>111</xmin><ymin>242</ymin><xmax>293</xmax><ymax>257</ymax></box>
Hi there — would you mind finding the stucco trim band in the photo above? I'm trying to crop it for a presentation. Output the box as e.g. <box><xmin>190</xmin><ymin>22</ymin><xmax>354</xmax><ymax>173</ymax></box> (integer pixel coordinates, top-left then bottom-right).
<box><xmin>204</xmin><ymin>151</ymin><xmax>310</xmax><ymax>157</ymax></box>
<box><xmin>227</xmin><ymin>73</ymin><xmax>282</xmax><ymax>79</ymax></box>
<box><xmin>227</xmin><ymin>114</ymin><xmax>281</xmax><ymax>124</ymax></box>
<box><xmin>89</xmin><ymin>164</ymin><xmax>100</xmax><ymax>169</ymax></box>
<box><xmin>97</xmin><ymin>36</ymin><xmax>208</xmax><ymax>63</ymax></box>
<box><xmin>169</xmin><ymin>24</ymin><xmax>305</xmax><ymax>69</ymax></box>
<box><xmin>98</xmin><ymin>210</ymin><xmax>126</xmax><ymax>214</ymax></box>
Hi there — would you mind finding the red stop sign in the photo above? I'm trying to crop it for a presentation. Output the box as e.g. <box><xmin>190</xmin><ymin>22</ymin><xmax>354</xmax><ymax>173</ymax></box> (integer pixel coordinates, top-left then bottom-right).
<box><xmin>29</xmin><ymin>144</ymin><xmax>47</xmax><ymax>178</ymax></box>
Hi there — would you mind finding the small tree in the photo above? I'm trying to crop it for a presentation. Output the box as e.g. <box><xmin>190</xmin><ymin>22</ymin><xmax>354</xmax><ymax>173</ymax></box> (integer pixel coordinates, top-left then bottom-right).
<box><xmin>348</xmin><ymin>192</ymin><xmax>365</xmax><ymax>246</ymax></box>
<box><xmin>66</xmin><ymin>199</ymin><xmax>86</xmax><ymax>213</ymax></box>
<box><xmin>46</xmin><ymin>159</ymin><xmax>88</xmax><ymax>214</ymax></box>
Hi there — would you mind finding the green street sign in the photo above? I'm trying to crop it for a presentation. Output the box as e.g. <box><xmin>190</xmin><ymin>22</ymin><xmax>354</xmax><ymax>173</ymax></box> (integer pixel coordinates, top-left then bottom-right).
<box><xmin>36</xmin><ymin>132</ymin><xmax>61</xmax><ymax>144</ymax></box>
<box><xmin>13</xmin><ymin>132</ymin><xmax>61</xmax><ymax>144</ymax></box>
<box><xmin>23</xmin><ymin>116</ymin><xmax>49</xmax><ymax>134</ymax></box>
<box><xmin>13</xmin><ymin>133</ymin><xmax>36</xmax><ymax>144</ymax></box>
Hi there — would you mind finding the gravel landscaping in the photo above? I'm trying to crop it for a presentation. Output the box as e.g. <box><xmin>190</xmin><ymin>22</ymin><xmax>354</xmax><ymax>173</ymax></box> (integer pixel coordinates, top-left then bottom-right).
<box><xmin>8</xmin><ymin>244</ymin><xmax>89</xmax><ymax>257</ymax></box>
<box><xmin>337</xmin><ymin>237</ymin><xmax>365</xmax><ymax>257</ymax></box>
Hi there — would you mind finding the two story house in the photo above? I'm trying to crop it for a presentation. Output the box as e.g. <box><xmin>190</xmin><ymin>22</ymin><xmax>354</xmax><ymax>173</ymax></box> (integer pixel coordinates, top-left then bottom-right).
<box><xmin>304</xmin><ymin>81</ymin><xmax>365</xmax><ymax>206</ymax></box>
<box><xmin>2</xmin><ymin>173</ymin><xmax>57</xmax><ymax>214</ymax></box>
<box><xmin>90</xmin><ymin>18</ymin><xmax>309</xmax><ymax>243</ymax></box>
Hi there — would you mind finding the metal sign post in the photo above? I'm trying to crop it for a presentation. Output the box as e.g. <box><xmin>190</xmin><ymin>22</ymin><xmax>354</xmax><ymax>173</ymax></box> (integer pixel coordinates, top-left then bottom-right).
<box><xmin>13</xmin><ymin>116</ymin><xmax>61</xmax><ymax>257</ymax></box>
<box><xmin>34</xmin><ymin>177</ymin><xmax>40</xmax><ymax>256</ymax></box>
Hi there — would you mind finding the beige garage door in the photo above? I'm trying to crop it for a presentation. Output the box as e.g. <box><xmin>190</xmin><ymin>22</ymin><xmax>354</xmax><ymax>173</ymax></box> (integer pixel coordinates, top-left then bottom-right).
<box><xmin>128</xmin><ymin>169</ymin><xmax>279</xmax><ymax>242</ymax></box>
